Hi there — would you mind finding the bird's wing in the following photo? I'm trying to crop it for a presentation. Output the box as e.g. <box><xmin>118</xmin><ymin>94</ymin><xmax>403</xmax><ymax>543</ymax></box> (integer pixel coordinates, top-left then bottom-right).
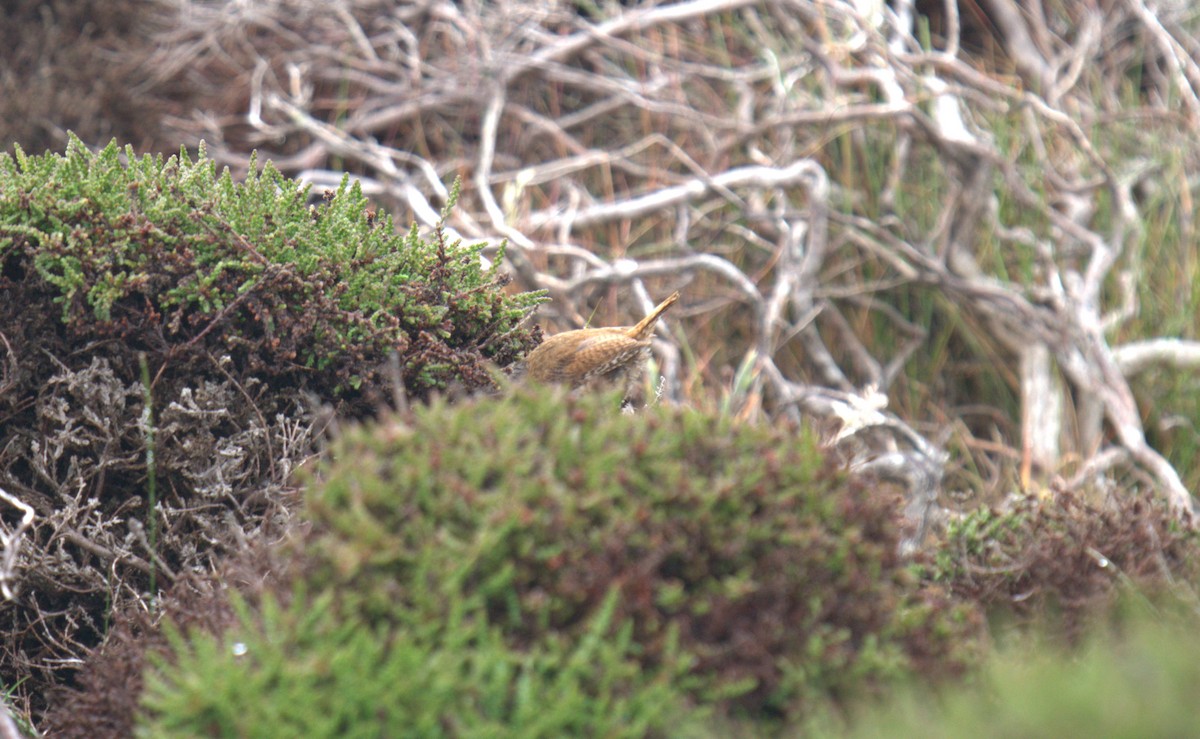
<box><xmin>564</xmin><ymin>333</ymin><xmax>648</xmax><ymax>380</ymax></box>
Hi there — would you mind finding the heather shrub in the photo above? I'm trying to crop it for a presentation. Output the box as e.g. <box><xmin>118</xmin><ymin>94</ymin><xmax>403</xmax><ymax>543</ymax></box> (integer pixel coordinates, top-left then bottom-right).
<box><xmin>931</xmin><ymin>492</ymin><xmax>1200</xmax><ymax>639</ymax></box>
<box><xmin>138</xmin><ymin>588</ymin><xmax>697</xmax><ymax>738</ymax></box>
<box><xmin>293</xmin><ymin>387</ymin><xmax>981</xmax><ymax>723</ymax></box>
<box><xmin>1</xmin><ymin>134</ymin><xmax>540</xmax><ymax>397</ymax></box>
<box><xmin>0</xmin><ymin>134</ymin><xmax>541</xmax><ymax>719</ymax></box>
<box><xmin>124</xmin><ymin>387</ymin><xmax>981</xmax><ymax>734</ymax></box>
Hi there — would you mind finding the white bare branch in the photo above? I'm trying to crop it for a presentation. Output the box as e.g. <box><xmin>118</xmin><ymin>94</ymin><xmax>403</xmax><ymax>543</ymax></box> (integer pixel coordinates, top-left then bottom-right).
<box><xmin>147</xmin><ymin>0</ymin><xmax>1200</xmax><ymax>522</ymax></box>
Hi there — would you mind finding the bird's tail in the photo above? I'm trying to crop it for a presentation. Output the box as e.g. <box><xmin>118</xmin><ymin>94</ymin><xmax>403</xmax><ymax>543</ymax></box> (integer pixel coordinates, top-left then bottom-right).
<box><xmin>629</xmin><ymin>291</ymin><xmax>680</xmax><ymax>339</ymax></box>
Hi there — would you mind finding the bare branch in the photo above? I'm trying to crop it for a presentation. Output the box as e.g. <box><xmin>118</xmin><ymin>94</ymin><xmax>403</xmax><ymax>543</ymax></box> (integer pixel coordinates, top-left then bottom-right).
<box><xmin>0</xmin><ymin>488</ymin><xmax>33</xmax><ymax>601</ymax></box>
<box><xmin>142</xmin><ymin>0</ymin><xmax>1200</xmax><ymax>519</ymax></box>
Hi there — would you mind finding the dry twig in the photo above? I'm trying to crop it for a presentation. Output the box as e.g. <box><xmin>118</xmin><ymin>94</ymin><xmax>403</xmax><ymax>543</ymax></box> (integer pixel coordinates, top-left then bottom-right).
<box><xmin>144</xmin><ymin>0</ymin><xmax>1200</xmax><ymax>520</ymax></box>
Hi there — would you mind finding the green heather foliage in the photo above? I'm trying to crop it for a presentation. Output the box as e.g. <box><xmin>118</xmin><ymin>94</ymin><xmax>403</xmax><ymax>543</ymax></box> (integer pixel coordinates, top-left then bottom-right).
<box><xmin>291</xmin><ymin>387</ymin><xmax>980</xmax><ymax>722</ymax></box>
<box><xmin>139</xmin><ymin>587</ymin><xmax>696</xmax><ymax>738</ymax></box>
<box><xmin>0</xmin><ymin>133</ymin><xmax>542</xmax><ymax>398</ymax></box>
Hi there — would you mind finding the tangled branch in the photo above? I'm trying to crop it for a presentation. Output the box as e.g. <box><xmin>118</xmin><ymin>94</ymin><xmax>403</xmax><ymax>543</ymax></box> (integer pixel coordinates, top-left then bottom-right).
<box><xmin>143</xmin><ymin>0</ymin><xmax>1200</xmax><ymax>521</ymax></box>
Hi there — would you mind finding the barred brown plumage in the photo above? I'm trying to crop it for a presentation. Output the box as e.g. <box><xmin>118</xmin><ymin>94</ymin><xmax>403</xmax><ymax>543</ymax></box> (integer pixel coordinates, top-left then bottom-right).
<box><xmin>523</xmin><ymin>291</ymin><xmax>680</xmax><ymax>394</ymax></box>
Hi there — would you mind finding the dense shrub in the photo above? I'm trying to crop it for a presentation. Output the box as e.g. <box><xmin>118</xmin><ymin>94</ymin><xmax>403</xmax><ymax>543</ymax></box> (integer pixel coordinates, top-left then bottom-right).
<box><xmin>1</xmin><ymin>135</ymin><xmax>540</xmax><ymax>397</ymax></box>
<box><xmin>0</xmin><ymin>134</ymin><xmax>541</xmax><ymax>720</ymax></box>
<box><xmin>49</xmin><ymin>387</ymin><xmax>984</xmax><ymax>735</ymax></box>
<box><xmin>931</xmin><ymin>492</ymin><xmax>1200</xmax><ymax>638</ymax></box>
<box><xmin>291</xmin><ymin>387</ymin><xmax>982</xmax><ymax>724</ymax></box>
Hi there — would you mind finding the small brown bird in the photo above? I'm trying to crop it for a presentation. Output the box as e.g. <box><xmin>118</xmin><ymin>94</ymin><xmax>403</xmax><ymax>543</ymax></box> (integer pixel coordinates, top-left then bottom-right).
<box><xmin>524</xmin><ymin>291</ymin><xmax>680</xmax><ymax>394</ymax></box>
